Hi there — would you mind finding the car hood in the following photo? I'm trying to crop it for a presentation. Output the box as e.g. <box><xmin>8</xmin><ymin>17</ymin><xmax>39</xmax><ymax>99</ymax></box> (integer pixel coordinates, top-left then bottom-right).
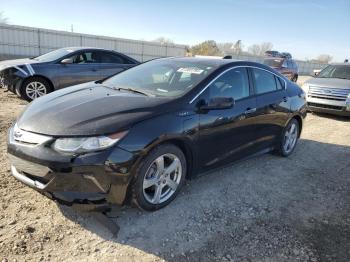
<box><xmin>17</xmin><ymin>82</ymin><xmax>173</xmax><ymax>136</ymax></box>
<box><xmin>0</xmin><ymin>58</ymin><xmax>39</xmax><ymax>71</ymax></box>
<box><xmin>305</xmin><ymin>77</ymin><xmax>350</xmax><ymax>89</ymax></box>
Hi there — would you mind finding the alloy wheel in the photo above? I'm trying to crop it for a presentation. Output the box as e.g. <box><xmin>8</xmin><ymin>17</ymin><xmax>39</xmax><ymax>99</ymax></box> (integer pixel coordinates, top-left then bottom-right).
<box><xmin>25</xmin><ymin>81</ymin><xmax>47</xmax><ymax>100</ymax></box>
<box><xmin>143</xmin><ymin>153</ymin><xmax>182</xmax><ymax>204</ymax></box>
<box><xmin>283</xmin><ymin>122</ymin><xmax>298</xmax><ymax>154</ymax></box>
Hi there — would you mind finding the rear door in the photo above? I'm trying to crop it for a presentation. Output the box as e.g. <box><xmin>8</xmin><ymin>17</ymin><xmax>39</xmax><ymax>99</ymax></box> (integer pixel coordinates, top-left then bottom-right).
<box><xmin>95</xmin><ymin>51</ymin><xmax>137</xmax><ymax>79</ymax></box>
<box><xmin>249</xmin><ymin>68</ymin><xmax>290</xmax><ymax>150</ymax></box>
<box><xmin>57</xmin><ymin>50</ymin><xmax>101</xmax><ymax>88</ymax></box>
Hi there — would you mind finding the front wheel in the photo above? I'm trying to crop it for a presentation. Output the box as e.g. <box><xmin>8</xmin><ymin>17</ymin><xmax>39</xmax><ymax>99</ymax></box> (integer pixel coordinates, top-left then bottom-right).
<box><xmin>21</xmin><ymin>77</ymin><xmax>51</xmax><ymax>101</ymax></box>
<box><xmin>131</xmin><ymin>144</ymin><xmax>186</xmax><ymax>211</ymax></box>
<box><xmin>276</xmin><ymin>118</ymin><xmax>300</xmax><ymax>157</ymax></box>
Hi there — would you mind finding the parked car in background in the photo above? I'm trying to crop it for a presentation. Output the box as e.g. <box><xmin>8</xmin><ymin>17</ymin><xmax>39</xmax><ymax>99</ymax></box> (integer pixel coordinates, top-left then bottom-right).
<box><xmin>7</xmin><ymin>58</ymin><xmax>307</xmax><ymax>211</ymax></box>
<box><xmin>263</xmin><ymin>57</ymin><xmax>299</xmax><ymax>82</ymax></box>
<box><xmin>265</xmin><ymin>50</ymin><xmax>281</xmax><ymax>57</ymax></box>
<box><xmin>0</xmin><ymin>47</ymin><xmax>139</xmax><ymax>101</ymax></box>
<box><xmin>280</xmin><ymin>52</ymin><xmax>292</xmax><ymax>59</ymax></box>
<box><xmin>302</xmin><ymin>63</ymin><xmax>350</xmax><ymax>116</ymax></box>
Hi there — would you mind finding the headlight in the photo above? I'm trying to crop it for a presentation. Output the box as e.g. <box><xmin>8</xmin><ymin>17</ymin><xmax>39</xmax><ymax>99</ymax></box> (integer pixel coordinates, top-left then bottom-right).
<box><xmin>52</xmin><ymin>131</ymin><xmax>128</xmax><ymax>153</ymax></box>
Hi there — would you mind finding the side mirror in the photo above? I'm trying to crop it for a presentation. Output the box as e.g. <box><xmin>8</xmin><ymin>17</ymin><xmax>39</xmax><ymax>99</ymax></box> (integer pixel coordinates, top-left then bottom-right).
<box><xmin>200</xmin><ymin>97</ymin><xmax>234</xmax><ymax>111</ymax></box>
<box><xmin>313</xmin><ymin>69</ymin><xmax>321</xmax><ymax>76</ymax></box>
<box><xmin>61</xmin><ymin>58</ymin><xmax>73</xmax><ymax>64</ymax></box>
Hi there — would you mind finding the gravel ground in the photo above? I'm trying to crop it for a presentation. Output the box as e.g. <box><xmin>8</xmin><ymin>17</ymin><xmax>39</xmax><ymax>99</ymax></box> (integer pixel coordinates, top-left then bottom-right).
<box><xmin>0</xmin><ymin>77</ymin><xmax>349</xmax><ymax>261</ymax></box>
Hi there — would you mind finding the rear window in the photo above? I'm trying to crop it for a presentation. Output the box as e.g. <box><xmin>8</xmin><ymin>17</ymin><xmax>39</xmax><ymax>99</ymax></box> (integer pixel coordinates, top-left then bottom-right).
<box><xmin>263</xmin><ymin>59</ymin><xmax>283</xmax><ymax>67</ymax></box>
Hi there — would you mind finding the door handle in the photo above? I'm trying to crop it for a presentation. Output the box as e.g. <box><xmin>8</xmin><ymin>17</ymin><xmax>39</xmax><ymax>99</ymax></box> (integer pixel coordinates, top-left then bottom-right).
<box><xmin>245</xmin><ymin>108</ymin><xmax>256</xmax><ymax>114</ymax></box>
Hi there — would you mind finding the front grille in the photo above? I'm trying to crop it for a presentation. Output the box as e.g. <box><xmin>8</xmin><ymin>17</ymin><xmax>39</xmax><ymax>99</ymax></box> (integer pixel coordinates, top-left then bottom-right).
<box><xmin>308</xmin><ymin>86</ymin><xmax>350</xmax><ymax>101</ymax></box>
<box><xmin>308</xmin><ymin>102</ymin><xmax>343</xmax><ymax>111</ymax></box>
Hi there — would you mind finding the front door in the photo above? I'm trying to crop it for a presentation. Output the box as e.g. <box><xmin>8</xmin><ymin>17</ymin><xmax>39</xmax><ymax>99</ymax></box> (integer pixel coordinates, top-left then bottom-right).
<box><xmin>58</xmin><ymin>51</ymin><xmax>101</xmax><ymax>89</ymax></box>
<box><xmin>196</xmin><ymin>67</ymin><xmax>260</xmax><ymax>171</ymax></box>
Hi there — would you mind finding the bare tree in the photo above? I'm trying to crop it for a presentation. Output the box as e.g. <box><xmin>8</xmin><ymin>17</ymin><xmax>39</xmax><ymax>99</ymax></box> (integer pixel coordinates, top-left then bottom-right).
<box><xmin>0</xmin><ymin>12</ymin><xmax>8</xmax><ymax>24</ymax></box>
<box><xmin>153</xmin><ymin>37</ymin><xmax>174</xmax><ymax>45</ymax></box>
<box><xmin>247</xmin><ymin>42</ymin><xmax>273</xmax><ymax>56</ymax></box>
<box><xmin>247</xmin><ymin>44</ymin><xmax>261</xmax><ymax>56</ymax></box>
<box><xmin>316</xmin><ymin>54</ymin><xmax>332</xmax><ymax>64</ymax></box>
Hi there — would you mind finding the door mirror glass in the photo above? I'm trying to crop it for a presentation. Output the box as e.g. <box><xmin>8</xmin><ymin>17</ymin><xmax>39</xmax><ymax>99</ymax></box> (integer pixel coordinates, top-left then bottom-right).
<box><xmin>61</xmin><ymin>58</ymin><xmax>74</xmax><ymax>64</ymax></box>
<box><xmin>200</xmin><ymin>97</ymin><xmax>234</xmax><ymax>110</ymax></box>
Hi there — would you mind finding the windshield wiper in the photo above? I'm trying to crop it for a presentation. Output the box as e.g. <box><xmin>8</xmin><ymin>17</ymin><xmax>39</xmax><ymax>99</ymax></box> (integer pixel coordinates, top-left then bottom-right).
<box><xmin>115</xmin><ymin>87</ymin><xmax>150</xmax><ymax>96</ymax></box>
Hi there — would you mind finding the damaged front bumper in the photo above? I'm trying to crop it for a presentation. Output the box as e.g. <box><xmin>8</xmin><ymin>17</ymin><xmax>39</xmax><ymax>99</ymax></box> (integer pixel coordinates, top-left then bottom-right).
<box><xmin>7</xmin><ymin>125</ymin><xmax>139</xmax><ymax>209</ymax></box>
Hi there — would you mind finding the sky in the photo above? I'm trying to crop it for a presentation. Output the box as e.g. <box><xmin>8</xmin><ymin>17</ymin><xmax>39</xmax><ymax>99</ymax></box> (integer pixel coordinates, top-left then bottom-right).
<box><xmin>0</xmin><ymin>0</ymin><xmax>349</xmax><ymax>62</ymax></box>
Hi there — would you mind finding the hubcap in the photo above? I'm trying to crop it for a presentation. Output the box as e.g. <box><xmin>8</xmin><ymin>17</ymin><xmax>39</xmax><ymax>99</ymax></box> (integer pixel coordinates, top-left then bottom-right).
<box><xmin>26</xmin><ymin>82</ymin><xmax>47</xmax><ymax>100</ymax></box>
<box><xmin>143</xmin><ymin>153</ymin><xmax>182</xmax><ymax>204</ymax></box>
<box><xmin>283</xmin><ymin>122</ymin><xmax>298</xmax><ymax>154</ymax></box>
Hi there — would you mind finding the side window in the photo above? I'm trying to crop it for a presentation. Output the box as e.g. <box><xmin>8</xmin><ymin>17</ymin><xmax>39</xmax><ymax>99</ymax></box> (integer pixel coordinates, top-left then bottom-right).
<box><xmin>275</xmin><ymin>76</ymin><xmax>284</xmax><ymax>90</ymax></box>
<box><xmin>68</xmin><ymin>52</ymin><xmax>99</xmax><ymax>64</ymax></box>
<box><xmin>287</xmin><ymin>60</ymin><xmax>292</xmax><ymax>68</ymax></box>
<box><xmin>282</xmin><ymin>60</ymin><xmax>288</xmax><ymax>68</ymax></box>
<box><xmin>208</xmin><ymin>68</ymin><xmax>250</xmax><ymax>100</ymax></box>
<box><xmin>252</xmin><ymin>68</ymin><xmax>278</xmax><ymax>94</ymax></box>
<box><xmin>99</xmin><ymin>52</ymin><xmax>126</xmax><ymax>64</ymax></box>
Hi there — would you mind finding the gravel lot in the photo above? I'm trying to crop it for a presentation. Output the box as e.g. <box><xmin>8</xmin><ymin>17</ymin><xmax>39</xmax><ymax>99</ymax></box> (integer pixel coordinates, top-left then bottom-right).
<box><xmin>0</xmin><ymin>77</ymin><xmax>349</xmax><ymax>261</ymax></box>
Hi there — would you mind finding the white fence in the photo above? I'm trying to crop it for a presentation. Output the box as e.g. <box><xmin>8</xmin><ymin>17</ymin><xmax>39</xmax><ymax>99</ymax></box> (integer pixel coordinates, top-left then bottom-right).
<box><xmin>0</xmin><ymin>24</ymin><xmax>187</xmax><ymax>62</ymax></box>
<box><xmin>0</xmin><ymin>24</ymin><xmax>327</xmax><ymax>75</ymax></box>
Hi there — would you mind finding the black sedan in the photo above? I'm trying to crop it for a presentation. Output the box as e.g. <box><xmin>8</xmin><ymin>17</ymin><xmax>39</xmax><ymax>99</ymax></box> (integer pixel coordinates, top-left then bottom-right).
<box><xmin>7</xmin><ymin>58</ymin><xmax>307</xmax><ymax>211</ymax></box>
<box><xmin>0</xmin><ymin>47</ymin><xmax>139</xmax><ymax>101</ymax></box>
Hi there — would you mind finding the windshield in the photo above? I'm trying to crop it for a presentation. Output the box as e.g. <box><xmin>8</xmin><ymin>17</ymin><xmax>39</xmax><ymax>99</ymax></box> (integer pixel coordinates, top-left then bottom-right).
<box><xmin>318</xmin><ymin>65</ymin><xmax>350</xmax><ymax>80</ymax></box>
<box><xmin>33</xmin><ymin>48</ymin><xmax>75</xmax><ymax>62</ymax></box>
<box><xmin>103</xmin><ymin>59</ymin><xmax>217</xmax><ymax>97</ymax></box>
<box><xmin>263</xmin><ymin>58</ymin><xmax>283</xmax><ymax>67</ymax></box>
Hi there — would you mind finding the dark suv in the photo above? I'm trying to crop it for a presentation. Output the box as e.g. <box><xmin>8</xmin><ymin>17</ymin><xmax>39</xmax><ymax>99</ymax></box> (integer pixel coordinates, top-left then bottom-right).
<box><xmin>0</xmin><ymin>47</ymin><xmax>139</xmax><ymax>101</ymax></box>
<box><xmin>263</xmin><ymin>57</ymin><xmax>298</xmax><ymax>82</ymax></box>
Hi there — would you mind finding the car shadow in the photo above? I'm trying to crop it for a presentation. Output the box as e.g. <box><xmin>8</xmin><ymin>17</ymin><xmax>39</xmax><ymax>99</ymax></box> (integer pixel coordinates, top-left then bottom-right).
<box><xmin>57</xmin><ymin>138</ymin><xmax>350</xmax><ymax>261</ymax></box>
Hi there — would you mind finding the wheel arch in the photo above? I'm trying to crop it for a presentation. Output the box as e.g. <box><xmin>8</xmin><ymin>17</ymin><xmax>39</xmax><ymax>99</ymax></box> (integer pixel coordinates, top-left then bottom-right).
<box><xmin>291</xmin><ymin>114</ymin><xmax>303</xmax><ymax>137</ymax></box>
<box><xmin>21</xmin><ymin>75</ymin><xmax>55</xmax><ymax>92</ymax></box>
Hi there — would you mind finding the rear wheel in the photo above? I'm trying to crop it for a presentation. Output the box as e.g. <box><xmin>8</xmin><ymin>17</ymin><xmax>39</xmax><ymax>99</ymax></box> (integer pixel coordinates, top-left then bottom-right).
<box><xmin>131</xmin><ymin>144</ymin><xmax>186</xmax><ymax>211</ymax></box>
<box><xmin>276</xmin><ymin>118</ymin><xmax>299</xmax><ymax>157</ymax></box>
<box><xmin>21</xmin><ymin>77</ymin><xmax>51</xmax><ymax>101</ymax></box>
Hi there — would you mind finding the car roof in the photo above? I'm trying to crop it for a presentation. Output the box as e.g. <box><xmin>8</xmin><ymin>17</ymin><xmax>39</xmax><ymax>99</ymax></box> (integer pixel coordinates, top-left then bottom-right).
<box><xmin>153</xmin><ymin>57</ymin><xmax>276</xmax><ymax>71</ymax></box>
<box><xmin>59</xmin><ymin>47</ymin><xmax>113</xmax><ymax>52</ymax></box>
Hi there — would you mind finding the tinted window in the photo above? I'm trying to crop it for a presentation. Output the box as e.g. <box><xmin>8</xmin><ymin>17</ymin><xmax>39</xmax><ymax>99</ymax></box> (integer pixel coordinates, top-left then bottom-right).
<box><xmin>69</xmin><ymin>51</ymin><xmax>99</xmax><ymax>64</ymax></box>
<box><xmin>263</xmin><ymin>58</ymin><xmax>283</xmax><ymax>67</ymax></box>
<box><xmin>282</xmin><ymin>60</ymin><xmax>288</xmax><ymax>68</ymax></box>
<box><xmin>98</xmin><ymin>52</ymin><xmax>126</xmax><ymax>64</ymax></box>
<box><xmin>252</xmin><ymin>68</ymin><xmax>278</xmax><ymax>94</ymax></box>
<box><xmin>275</xmin><ymin>76</ymin><xmax>284</xmax><ymax>90</ymax></box>
<box><xmin>208</xmin><ymin>68</ymin><xmax>250</xmax><ymax>100</ymax></box>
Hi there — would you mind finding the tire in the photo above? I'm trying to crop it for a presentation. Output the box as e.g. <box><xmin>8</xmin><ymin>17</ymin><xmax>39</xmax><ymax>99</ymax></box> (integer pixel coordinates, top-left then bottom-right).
<box><xmin>21</xmin><ymin>77</ymin><xmax>51</xmax><ymax>101</ymax></box>
<box><xmin>131</xmin><ymin>144</ymin><xmax>186</xmax><ymax>211</ymax></box>
<box><xmin>291</xmin><ymin>74</ymin><xmax>298</xmax><ymax>82</ymax></box>
<box><xmin>276</xmin><ymin>118</ymin><xmax>300</xmax><ymax>157</ymax></box>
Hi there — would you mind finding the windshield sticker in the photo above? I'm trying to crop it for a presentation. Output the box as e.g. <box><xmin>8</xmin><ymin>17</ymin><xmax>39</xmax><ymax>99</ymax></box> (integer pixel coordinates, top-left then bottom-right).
<box><xmin>177</xmin><ymin>67</ymin><xmax>204</xmax><ymax>74</ymax></box>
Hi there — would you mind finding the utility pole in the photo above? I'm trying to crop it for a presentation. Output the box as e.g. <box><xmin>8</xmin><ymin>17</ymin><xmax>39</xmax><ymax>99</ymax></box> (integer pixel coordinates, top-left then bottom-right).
<box><xmin>71</xmin><ymin>24</ymin><xmax>74</xmax><ymax>33</ymax></box>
